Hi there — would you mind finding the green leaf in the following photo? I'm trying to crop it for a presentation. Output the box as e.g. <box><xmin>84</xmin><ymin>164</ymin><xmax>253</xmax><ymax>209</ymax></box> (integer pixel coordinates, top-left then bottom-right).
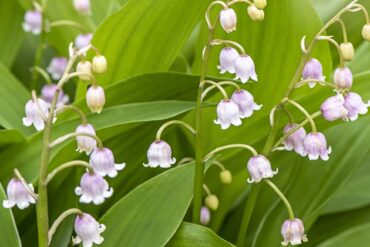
<box><xmin>0</xmin><ymin>184</ymin><xmax>22</xmax><ymax>247</ymax></box>
<box><xmin>100</xmin><ymin>163</ymin><xmax>195</xmax><ymax>247</ymax></box>
<box><xmin>167</xmin><ymin>222</ymin><xmax>235</xmax><ymax>247</ymax></box>
<box><xmin>0</xmin><ymin>130</ymin><xmax>25</xmax><ymax>149</ymax></box>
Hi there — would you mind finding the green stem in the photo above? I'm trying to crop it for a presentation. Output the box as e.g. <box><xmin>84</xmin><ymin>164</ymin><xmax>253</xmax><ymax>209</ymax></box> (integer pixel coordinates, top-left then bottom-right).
<box><xmin>48</xmin><ymin>208</ymin><xmax>82</xmax><ymax>245</ymax></box>
<box><xmin>55</xmin><ymin>105</ymin><xmax>88</xmax><ymax>124</ymax></box>
<box><xmin>31</xmin><ymin>31</ymin><xmax>46</xmax><ymax>89</ymax></box>
<box><xmin>46</xmin><ymin>160</ymin><xmax>92</xmax><ymax>184</ymax></box>
<box><xmin>49</xmin><ymin>132</ymin><xmax>103</xmax><ymax>148</ymax></box>
<box><xmin>285</xmin><ymin>99</ymin><xmax>317</xmax><ymax>132</ymax></box>
<box><xmin>156</xmin><ymin>120</ymin><xmax>195</xmax><ymax>141</ymax></box>
<box><xmin>204</xmin><ymin>144</ymin><xmax>258</xmax><ymax>161</ymax></box>
<box><xmin>211</xmin><ymin>39</ymin><xmax>246</xmax><ymax>54</ymax></box>
<box><xmin>201</xmin><ymin>80</ymin><xmax>229</xmax><ymax>99</ymax></box>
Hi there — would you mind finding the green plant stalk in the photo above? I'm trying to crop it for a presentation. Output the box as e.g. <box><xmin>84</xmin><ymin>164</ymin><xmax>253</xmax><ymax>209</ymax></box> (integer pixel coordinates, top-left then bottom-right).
<box><xmin>235</xmin><ymin>1</ymin><xmax>357</xmax><ymax>245</ymax></box>
<box><xmin>31</xmin><ymin>32</ymin><xmax>46</xmax><ymax>89</ymax></box>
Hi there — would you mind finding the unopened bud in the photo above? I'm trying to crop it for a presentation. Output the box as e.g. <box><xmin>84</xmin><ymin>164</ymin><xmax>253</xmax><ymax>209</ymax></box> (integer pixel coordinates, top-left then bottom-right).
<box><xmin>220</xmin><ymin>170</ymin><xmax>232</xmax><ymax>184</ymax></box>
<box><xmin>92</xmin><ymin>55</ymin><xmax>108</xmax><ymax>73</ymax></box>
<box><xmin>340</xmin><ymin>42</ymin><xmax>354</xmax><ymax>61</ymax></box>
<box><xmin>76</xmin><ymin>61</ymin><xmax>92</xmax><ymax>81</ymax></box>
<box><xmin>247</xmin><ymin>5</ymin><xmax>264</xmax><ymax>21</ymax></box>
<box><xmin>86</xmin><ymin>85</ymin><xmax>105</xmax><ymax>114</ymax></box>
<box><xmin>205</xmin><ymin>194</ymin><xmax>219</xmax><ymax>211</ymax></box>
<box><xmin>254</xmin><ymin>0</ymin><xmax>267</xmax><ymax>9</ymax></box>
<box><xmin>362</xmin><ymin>24</ymin><xmax>370</xmax><ymax>41</ymax></box>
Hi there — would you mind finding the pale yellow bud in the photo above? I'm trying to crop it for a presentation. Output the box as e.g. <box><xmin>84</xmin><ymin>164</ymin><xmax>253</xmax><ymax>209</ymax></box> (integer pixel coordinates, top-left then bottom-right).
<box><xmin>92</xmin><ymin>55</ymin><xmax>108</xmax><ymax>73</ymax></box>
<box><xmin>340</xmin><ymin>42</ymin><xmax>354</xmax><ymax>61</ymax></box>
<box><xmin>362</xmin><ymin>24</ymin><xmax>370</xmax><ymax>41</ymax></box>
<box><xmin>220</xmin><ymin>170</ymin><xmax>232</xmax><ymax>184</ymax></box>
<box><xmin>248</xmin><ymin>5</ymin><xmax>265</xmax><ymax>21</ymax></box>
<box><xmin>76</xmin><ymin>61</ymin><xmax>92</xmax><ymax>81</ymax></box>
<box><xmin>254</xmin><ymin>0</ymin><xmax>267</xmax><ymax>10</ymax></box>
<box><xmin>205</xmin><ymin>194</ymin><xmax>219</xmax><ymax>211</ymax></box>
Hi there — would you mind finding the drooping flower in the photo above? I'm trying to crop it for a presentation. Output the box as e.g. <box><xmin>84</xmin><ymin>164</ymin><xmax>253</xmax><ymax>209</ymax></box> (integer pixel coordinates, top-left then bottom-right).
<box><xmin>217</xmin><ymin>47</ymin><xmax>239</xmax><ymax>74</ymax></box>
<box><xmin>303</xmin><ymin>132</ymin><xmax>331</xmax><ymax>161</ymax></box>
<box><xmin>3</xmin><ymin>178</ymin><xmax>36</xmax><ymax>209</ymax></box>
<box><xmin>343</xmin><ymin>92</ymin><xmax>370</xmax><ymax>121</ymax></box>
<box><xmin>86</xmin><ymin>86</ymin><xmax>106</xmax><ymax>114</ymax></box>
<box><xmin>92</xmin><ymin>55</ymin><xmax>108</xmax><ymax>74</ymax></box>
<box><xmin>200</xmin><ymin>206</ymin><xmax>211</xmax><ymax>225</ymax></box>
<box><xmin>90</xmin><ymin>148</ymin><xmax>126</xmax><ymax>177</ymax></box>
<box><xmin>234</xmin><ymin>55</ymin><xmax>258</xmax><ymax>83</ymax></box>
<box><xmin>214</xmin><ymin>99</ymin><xmax>242</xmax><ymax>130</ymax></box>
<box><xmin>22</xmin><ymin>98</ymin><xmax>49</xmax><ymax>131</ymax></box>
<box><xmin>231</xmin><ymin>89</ymin><xmax>262</xmax><ymax>118</ymax></box>
<box><xmin>220</xmin><ymin>170</ymin><xmax>232</xmax><ymax>184</ymax></box>
<box><xmin>47</xmin><ymin>57</ymin><xmax>68</xmax><ymax>80</ymax></box>
<box><xmin>75</xmin><ymin>33</ymin><xmax>93</xmax><ymax>49</ymax></box>
<box><xmin>281</xmin><ymin>218</ymin><xmax>308</xmax><ymax>246</ymax></box>
<box><xmin>334</xmin><ymin>67</ymin><xmax>353</xmax><ymax>90</ymax></box>
<box><xmin>283</xmin><ymin>124</ymin><xmax>306</xmax><ymax>155</ymax></box>
<box><xmin>220</xmin><ymin>8</ymin><xmax>237</xmax><ymax>33</ymax></box>
<box><xmin>75</xmin><ymin>171</ymin><xmax>113</xmax><ymax>205</ymax></box>
<box><xmin>41</xmin><ymin>84</ymin><xmax>69</xmax><ymax>108</ymax></box>
<box><xmin>144</xmin><ymin>140</ymin><xmax>176</xmax><ymax>168</ymax></box>
<box><xmin>340</xmin><ymin>42</ymin><xmax>355</xmax><ymax>61</ymax></box>
<box><xmin>205</xmin><ymin>194</ymin><xmax>219</xmax><ymax>211</ymax></box>
<box><xmin>247</xmin><ymin>5</ymin><xmax>265</xmax><ymax>21</ymax></box>
<box><xmin>247</xmin><ymin>155</ymin><xmax>278</xmax><ymax>183</ymax></box>
<box><xmin>302</xmin><ymin>58</ymin><xmax>325</xmax><ymax>88</ymax></box>
<box><xmin>22</xmin><ymin>10</ymin><xmax>42</xmax><ymax>35</ymax></box>
<box><xmin>76</xmin><ymin>61</ymin><xmax>93</xmax><ymax>81</ymax></box>
<box><xmin>72</xmin><ymin>213</ymin><xmax>105</xmax><ymax>247</ymax></box>
<box><xmin>75</xmin><ymin>124</ymin><xmax>97</xmax><ymax>155</ymax></box>
<box><xmin>320</xmin><ymin>94</ymin><xmax>348</xmax><ymax>121</ymax></box>
<box><xmin>362</xmin><ymin>24</ymin><xmax>370</xmax><ymax>41</ymax></box>
<box><xmin>73</xmin><ymin>0</ymin><xmax>91</xmax><ymax>15</ymax></box>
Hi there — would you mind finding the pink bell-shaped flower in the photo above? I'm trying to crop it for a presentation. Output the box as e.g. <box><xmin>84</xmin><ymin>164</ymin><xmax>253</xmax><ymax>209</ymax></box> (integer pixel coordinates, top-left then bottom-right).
<box><xmin>214</xmin><ymin>99</ymin><xmax>242</xmax><ymax>130</ymax></box>
<box><xmin>247</xmin><ymin>155</ymin><xmax>278</xmax><ymax>183</ymax></box>
<box><xmin>281</xmin><ymin>218</ymin><xmax>308</xmax><ymax>246</ymax></box>
<box><xmin>90</xmin><ymin>147</ymin><xmax>126</xmax><ymax>177</ymax></box>
<box><xmin>144</xmin><ymin>140</ymin><xmax>176</xmax><ymax>168</ymax></box>
<box><xmin>72</xmin><ymin>213</ymin><xmax>105</xmax><ymax>247</ymax></box>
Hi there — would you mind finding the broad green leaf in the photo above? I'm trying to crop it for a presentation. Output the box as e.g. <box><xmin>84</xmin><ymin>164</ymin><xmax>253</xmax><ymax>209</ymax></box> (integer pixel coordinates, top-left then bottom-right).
<box><xmin>100</xmin><ymin>163</ymin><xmax>195</xmax><ymax>247</ymax></box>
<box><xmin>0</xmin><ymin>184</ymin><xmax>22</xmax><ymax>247</ymax></box>
<box><xmin>167</xmin><ymin>222</ymin><xmax>235</xmax><ymax>247</ymax></box>
<box><xmin>91</xmin><ymin>0</ymin><xmax>211</xmax><ymax>86</ymax></box>
<box><xmin>0</xmin><ymin>130</ymin><xmax>25</xmax><ymax>149</ymax></box>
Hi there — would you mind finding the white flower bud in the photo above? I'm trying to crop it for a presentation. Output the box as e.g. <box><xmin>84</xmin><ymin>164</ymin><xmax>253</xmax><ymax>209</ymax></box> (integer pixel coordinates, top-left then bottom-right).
<box><xmin>220</xmin><ymin>170</ymin><xmax>232</xmax><ymax>184</ymax></box>
<box><xmin>205</xmin><ymin>194</ymin><xmax>219</xmax><ymax>211</ymax></box>
<box><xmin>254</xmin><ymin>0</ymin><xmax>267</xmax><ymax>9</ymax></box>
<box><xmin>86</xmin><ymin>85</ymin><xmax>105</xmax><ymax>114</ymax></box>
<box><xmin>92</xmin><ymin>55</ymin><xmax>108</xmax><ymax>73</ymax></box>
<box><xmin>220</xmin><ymin>8</ymin><xmax>237</xmax><ymax>33</ymax></box>
<box><xmin>362</xmin><ymin>24</ymin><xmax>370</xmax><ymax>41</ymax></box>
<box><xmin>73</xmin><ymin>0</ymin><xmax>91</xmax><ymax>15</ymax></box>
<box><xmin>247</xmin><ymin>5</ymin><xmax>264</xmax><ymax>21</ymax></box>
<box><xmin>76</xmin><ymin>61</ymin><xmax>92</xmax><ymax>81</ymax></box>
<box><xmin>340</xmin><ymin>42</ymin><xmax>354</xmax><ymax>61</ymax></box>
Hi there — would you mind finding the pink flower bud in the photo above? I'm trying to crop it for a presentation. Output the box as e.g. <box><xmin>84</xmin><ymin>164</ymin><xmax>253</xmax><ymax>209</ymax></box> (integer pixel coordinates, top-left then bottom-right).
<box><xmin>302</xmin><ymin>58</ymin><xmax>325</xmax><ymax>88</ymax></box>
<box><xmin>22</xmin><ymin>98</ymin><xmax>50</xmax><ymax>131</ymax></box>
<box><xmin>73</xmin><ymin>0</ymin><xmax>91</xmax><ymax>14</ymax></box>
<box><xmin>247</xmin><ymin>155</ymin><xmax>278</xmax><ymax>183</ymax></box>
<box><xmin>344</xmin><ymin>92</ymin><xmax>370</xmax><ymax>121</ymax></box>
<box><xmin>303</xmin><ymin>132</ymin><xmax>331</xmax><ymax>161</ymax></box>
<box><xmin>86</xmin><ymin>86</ymin><xmax>106</xmax><ymax>114</ymax></box>
<box><xmin>234</xmin><ymin>55</ymin><xmax>258</xmax><ymax>83</ymax></box>
<box><xmin>75</xmin><ymin>33</ymin><xmax>93</xmax><ymax>49</ymax></box>
<box><xmin>231</xmin><ymin>89</ymin><xmax>262</xmax><ymax>118</ymax></box>
<box><xmin>214</xmin><ymin>99</ymin><xmax>242</xmax><ymax>130</ymax></box>
<box><xmin>283</xmin><ymin>124</ymin><xmax>306</xmax><ymax>155</ymax></box>
<box><xmin>47</xmin><ymin>57</ymin><xmax>68</xmax><ymax>80</ymax></box>
<box><xmin>90</xmin><ymin>148</ymin><xmax>125</xmax><ymax>177</ymax></box>
<box><xmin>220</xmin><ymin>8</ymin><xmax>237</xmax><ymax>33</ymax></box>
<box><xmin>75</xmin><ymin>171</ymin><xmax>113</xmax><ymax>205</ymax></box>
<box><xmin>75</xmin><ymin>123</ymin><xmax>97</xmax><ymax>155</ymax></box>
<box><xmin>72</xmin><ymin>213</ymin><xmax>105</xmax><ymax>247</ymax></box>
<box><xmin>3</xmin><ymin>178</ymin><xmax>36</xmax><ymax>209</ymax></box>
<box><xmin>334</xmin><ymin>67</ymin><xmax>353</xmax><ymax>90</ymax></box>
<box><xmin>200</xmin><ymin>206</ymin><xmax>211</xmax><ymax>225</ymax></box>
<box><xmin>41</xmin><ymin>84</ymin><xmax>69</xmax><ymax>108</ymax></box>
<box><xmin>281</xmin><ymin>218</ymin><xmax>308</xmax><ymax>246</ymax></box>
<box><xmin>320</xmin><ymin>94</ymin><xmax>348</xmax><ymax>121</ymax></box>
<box><xmin>144</xmin><ymin>140</ymin><xmax>176</xmax><ymax>168</ymax></box>
<box><xmin>217</xmin><ymin>47</ymin><xmax>239</xmax><ymax>74</ymax></box>
<box><xmin>22</xmin><ymin>10</ymin><xmax>42</xmax><ymax>35</ymax></box>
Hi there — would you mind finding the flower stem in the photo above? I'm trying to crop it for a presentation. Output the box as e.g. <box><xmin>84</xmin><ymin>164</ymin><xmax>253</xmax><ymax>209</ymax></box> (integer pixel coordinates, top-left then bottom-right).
<box><xmin>48</xmin><ymin>208</ymin><xmax>82</xmax><ymax>245</ymax></box>
<box><xmin>200</xmin><ymin>80</ymin><xmax>229</xmax><ymax>99</ymax></box>
<box><xmin>46</xmin><ymin>160</ymin><xmax>92</xmax><ymax>184</ymax></box>
<box><xmin>55</xmin><ymin>105</ymin><xmax>88</xmax><ymax>124</ymax></box>
<box><xmin>201</xmin><ymin>80</ymin><xmax>241</xmax><ymax>101</ymax></box>
<box><xmin>156</xmin><ymin>120</ymin><xmax>195</xmax><ymax>141</ymax></box>
<box><xmin>204</xmin><ymin>144</ymin><xmax>258</xmax><ymax>161</ymax></box>
<box><xmin>285</xmin><ymin>99</ymin><xmax>317</xmax><ymax>132</ymax></box>
<box><xmin>49</xmin><ymin>132</ymin><xmax>103</xmax><ymax>148</ymax></box>
<box><xmin>211</xmin><ymin>39</ymin><xmax>246</xmax><ymax>54</ymax></box>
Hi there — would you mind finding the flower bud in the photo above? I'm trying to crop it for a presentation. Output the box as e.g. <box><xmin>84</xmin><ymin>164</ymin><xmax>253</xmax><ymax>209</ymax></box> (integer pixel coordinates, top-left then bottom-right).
<box><xmin>205</xmin><ymin>194</ymin><xmax>219</xmax><ymax>211</ymax></box>
<box><xmin>217</xmin><ymin>47</ymin><xmax>239</xmax><ymax>74</ymax></box>
<box><xmin>214</xmin><ymin>99</ymin><xmax>242</xmax><ymax>130</ymax></box>
<box><xmin>234</xmin><ymin>55</ymin><xmax>258</xmax><ymax>83</ymax></box>
<box><xmin>72</xmin><ymin>213</ymin><xmax>105</xmax><ymax>247</ymax></box>
<box><xmin>320</xmin><ymin>94</ymin><xmax>348</xmax><ymax>122</ymax></box>
<box><xmin>340</xmin><ymin>42</ymin><xmax>354</xmax><ymax>61</ymax></box>
<box><xmin>92</xmin><ymin>55</ymin><xmax>108</xmax><ymax>73</ymax></box>
<box><xmin>254</xmin><ymin>0</ymin><xmax>267</xmax><ymax>9</ymax></box>
<box><xmin>75</xmin><ymin>33</ymin><xmax>93</xmax><ymax>49</ymax></box>
<box><xmin>344</xmin><ymin>92</ymin><xmax>370</xmax><ymax>121</ymax></box>
<box><xmin>362</xmin><ymin>24</ymin><xmax>370</xmax><ymax>41</ymax></box>
<box><xmin>3</xmin><ymin>178</ymin><xmax>36</xmax><ymax>209</ymax></box>
<box><xmin>302</xmin><ymin>58</ymin><xmax>325</xmax><ymax>88</ymax></box>
<box><xmin>22</xmin><ymin>98</ymin><xmax>50</xmax><ymax>131</ymax></box>
<box><xmin>41</xmin><ymin>84</ymin><xmax>69</xmax><ymax>108</ymax></box>
<box><xmin>200</xmin><ymin>206</ymin><xmax>211</xmax><ymax>225</ymax></box>
<box><xmin>283</xmin><ymin>124</ymin><xmax>306</xmax><ymax>155</ymax></box>
<box><xmin>303</xmin><ymin>132</ymin><xmax>331</xmax><ymax>161</ymax></box>
<box><xmin>220</xmin><ymin>170</ymin><xmax>232</xmax><ymax>184</ymax></box>
<box><xmin>75</xmin><ymin>171</ymin><xmax>113</xmax><ymax>205</ymax></box>
<box><xmin>90</xmin><ymin>147</ymin><xmax>126</xmax><ymax>178</ymax></box>
<box><xmin>231</xmin><ymin>89</ymin><xmax>262</xmax><ymax>119</ymax></box>
<box><xmin>86</xmin><ymin>85</ymin><xmax>105</xmax><ymax>114</ymax></box>
<box><xmin>220</xmin><ymin>8</ymin><xmax>237</xmax><ymax>33</ymax></box>
<box><xmin>47</xmin><ymin>57</ymin><xmax>68</xmax><ymax>80</ymax></box>
<box><xmin>22</xmin><ymin>10</ymin><xmax>42</xmax><ymax>35</ymax></box>
<box><xmin>281</xmin><ymin>218</ymin><xmax>308</xmax><ymax>246</ymax></box>
<box><xmin>334</xmin><ymin>67</ymin><xmax>353</xmax><ymax>90</ymax></box>
<box><xmin>247</xmin><ymin>5</ymin><xmax>265</xmax><ymax>21</ymax></box>
<box><xmin>73</xmin><ymin>0</ymin><xmax>91</xmax><ymax>15</ymax></box>
<box><xmin>76</xmin><ymin>61</ymin><xmax>93</xmax><ymax>81</ymax></box>
<box><xmin>247</xmin><ymin>155</ymin><xmax>278</xmax><ymax>183</ymax></box>
<box><xmin>144</xmin><ymin>140</ymin><xmax>176</xmax><ymax>168</ymax></box>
